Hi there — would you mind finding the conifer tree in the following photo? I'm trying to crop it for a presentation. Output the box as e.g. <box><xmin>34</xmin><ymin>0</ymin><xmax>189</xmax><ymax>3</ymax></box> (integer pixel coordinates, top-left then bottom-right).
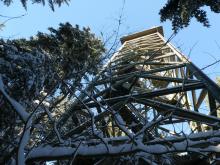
<box><xmin>0</xmin><ymin>22</ymin><xmax>105</xmax><ymax>163</ymax></box>
<box><xmin>160</xmin><ymin>0</ymin><xmax>220</xmax><ymax>32</ymax></box>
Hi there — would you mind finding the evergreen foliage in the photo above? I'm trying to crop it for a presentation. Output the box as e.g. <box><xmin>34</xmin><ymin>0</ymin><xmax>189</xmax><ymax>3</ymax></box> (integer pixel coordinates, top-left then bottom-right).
<box><xmin>0</xmin><ymin>22</ymin><xmax>105</xmax><ymax>163</ymax></box>
<box><xmin>0</xmin><ymin>22</ymin><xmax>105</xmax><ymax>100</ymax></box>
<box><xmin>1</xmin><ymin>0</ymin><xmax>70</xmax><ymax>10</ymax></box>
<box><xmin>160</xmin><ymin>0</ymin><xmax>220</xmax><ymax>32</ymax></box>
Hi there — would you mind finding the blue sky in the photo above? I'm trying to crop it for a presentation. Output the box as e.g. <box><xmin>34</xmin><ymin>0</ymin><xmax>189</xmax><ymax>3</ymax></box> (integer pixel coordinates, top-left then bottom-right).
<box><xmin>1</xmin><ymin>0</ymin><xmax>220</xmax><ymax>80</ymax></box>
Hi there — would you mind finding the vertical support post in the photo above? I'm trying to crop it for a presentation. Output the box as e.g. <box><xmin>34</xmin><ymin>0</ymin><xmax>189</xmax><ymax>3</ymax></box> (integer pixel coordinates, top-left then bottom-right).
<box><xmin>208</xmin><ymin>92</ymin><xmax>217</xmax><ymax>117</ymax></box>
<box><xmin>208</xmin><ymin>92</ymin><xmax>218</xmax><ymax>130</ymax></box>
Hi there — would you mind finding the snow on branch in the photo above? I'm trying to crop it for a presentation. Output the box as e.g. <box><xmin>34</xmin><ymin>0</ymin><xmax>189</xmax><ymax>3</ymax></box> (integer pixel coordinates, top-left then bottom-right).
<box><xmin>26</xmin><ymin>130</ymin><xmax>220</xmax><ymax>162</ymax></box>
<box><xmin>18</xmin><ymin>115</ymin><xmax>33</xmax><ymax>165</ymax></box>
<box><xmin>0</xmin><ymin>74</ymin><xmax>29</xmax><ymax>122</ymax></box>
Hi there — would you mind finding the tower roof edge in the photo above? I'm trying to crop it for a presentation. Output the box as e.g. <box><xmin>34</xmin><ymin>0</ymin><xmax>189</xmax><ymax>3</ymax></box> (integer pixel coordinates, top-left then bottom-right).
<box><xmin>120</xmin><ymin>26</ymin><xmax>164</xmax><ymax>44</ymax></box>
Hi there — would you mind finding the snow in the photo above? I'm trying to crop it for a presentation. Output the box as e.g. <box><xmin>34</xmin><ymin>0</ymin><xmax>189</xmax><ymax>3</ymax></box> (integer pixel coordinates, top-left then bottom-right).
<box><xmin>198</xmin><ymin>144</ymin><xmax>220</xmax><ymax>152</ymax></box>
<box><xmin>18</xmin><ymin>118</ymin><xmax>32</xmax><ymax>165</ymax></box>
<box><xmin>26</xmin><ymin>128</ymin><xmax>220</xmax><ymax>162</ymax></box>
<box><xmin>26</xmin><ymin>140</ymin><xmax>173</xmax><ymax>160</ymax></box>
<box><xmin>40</xmin><ymin>91</ymin><xmax>48</xmax><ymax>96</ymax></box>
<box><xmin>43</xmin><ymin>101</ymin><xmax>50</xmax><ymax>107</ymax></box>
<box><xmin>114</xmin><ymin>112</ymin><xmax>135</xmax><ymax>139</ymax></box>
<box><xmin>1</xmin><ymin>41</ymin><xmax>56</xmax><ymax>106</ymax></box>
<box><xmin>26</xmin><ymin>142</ymin><xmax>175</xmax><ymax>161</ymax></box>
<box><xmin>28</xmin><ymin>145</ymin><xmax>75</xmax><ymax>159</ymax></box>
<box><xmin>0</xmin><ymin>74</ymin><xmax>29</xmax><ymax>122</ymax></box>
<box><xmin>33</xmin><ymin>100</ymin><xmax>40</xmax><ymax>104</ymax></box>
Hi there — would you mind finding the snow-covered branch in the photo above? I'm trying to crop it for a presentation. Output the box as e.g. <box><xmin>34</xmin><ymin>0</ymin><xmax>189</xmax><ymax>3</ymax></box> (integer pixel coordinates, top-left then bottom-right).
<box><xmin>26</xmin><ymin>130</ymin><xmax>220</xmax><ymax>163</ymax></box>
<box><xmin>0</xmin><ymin>74</ymin><xmax>29</xmax><ymax>122</ymax></box>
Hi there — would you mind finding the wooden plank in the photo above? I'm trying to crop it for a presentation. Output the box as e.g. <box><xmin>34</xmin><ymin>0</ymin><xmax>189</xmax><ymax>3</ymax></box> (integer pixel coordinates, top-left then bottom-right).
<box><xmin>94</xmin><ymin>74</ymin><xmax>200</xmax><ymax>86</ymax></box>
<box><xmin>110</xmin><ymin>61</ymin><xmax>183</xmax><ymax>70</ymax></box>
<box><xmin>120</xmin><ymin>26</ymin><xmax>164</xmax><ymax>43</ymax></box>
<box><xmin>95</xmin><ymin>63</ymin><xmax>187</xmax><ymax>85</ymax></box>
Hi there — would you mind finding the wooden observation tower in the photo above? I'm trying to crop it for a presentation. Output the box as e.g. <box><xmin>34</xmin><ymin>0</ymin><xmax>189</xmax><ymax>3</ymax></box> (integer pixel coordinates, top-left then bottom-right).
<box><xmin>28</xmin><ymin>27</ymin><xmax>220</xmax><ymax>164</ymax></box>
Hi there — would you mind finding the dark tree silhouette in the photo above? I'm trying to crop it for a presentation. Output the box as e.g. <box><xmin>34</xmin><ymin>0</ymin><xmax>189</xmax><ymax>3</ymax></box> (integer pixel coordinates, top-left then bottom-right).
<box><xmin>160</xmin><ymin>0</ymin><xmax>220</xmax><ymax>32</ymax></box>
<box><xmin>1</xmin><ymin>0</ymin><xmax>70</xmax><ymax>11</ymax></box>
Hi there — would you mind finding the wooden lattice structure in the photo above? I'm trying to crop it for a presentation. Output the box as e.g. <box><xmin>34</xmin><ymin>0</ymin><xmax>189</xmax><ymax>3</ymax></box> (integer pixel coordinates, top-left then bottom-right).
<box><xmin>27</xmin><ymin>27</ymin><xmax>220</xmax><ymax>164</ymax></box>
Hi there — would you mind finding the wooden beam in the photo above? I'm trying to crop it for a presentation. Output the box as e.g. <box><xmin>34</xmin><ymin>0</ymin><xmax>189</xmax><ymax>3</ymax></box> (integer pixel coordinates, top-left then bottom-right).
<box><xmin>79</xmin><ymin>82</ymin><xmax>205</xmax><ymax>109</ymax></box>
<box><xmin>137</xmin><ymin>99</ymin><xmax>220</xmax><ymax>126</ymax></box>
<box><xmin>195</xmin><ymin>89</ymin><xmax>207</xmax><ymax>109</ymax></box>
<box><xmin>95</xmin><ymin>63</ymin><xmax>186</xmax><ymax>85</ymax></box>
<box><xmin>208</xmin><ymin>92</ymin><xmax>217</xmax><ymax>117</ymax></box>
